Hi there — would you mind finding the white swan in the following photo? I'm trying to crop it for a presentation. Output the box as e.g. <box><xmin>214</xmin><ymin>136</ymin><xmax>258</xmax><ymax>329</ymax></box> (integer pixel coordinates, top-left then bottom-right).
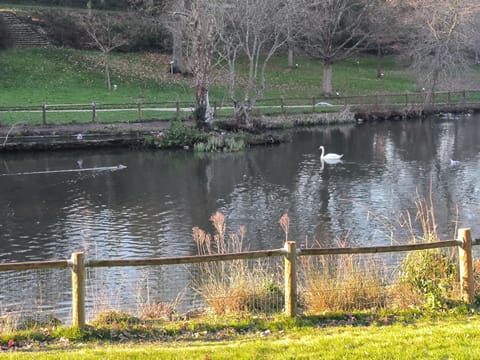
<box><xmin>319</xmin><ymin>146</ymin><xmax>343</xmax><ymax>160</ymax></box>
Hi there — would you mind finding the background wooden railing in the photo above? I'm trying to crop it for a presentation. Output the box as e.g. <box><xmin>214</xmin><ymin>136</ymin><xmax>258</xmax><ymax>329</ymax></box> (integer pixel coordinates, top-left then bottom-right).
<box><xmin>1</xmin><ymin>90</ymin><xmax>479</xmax><ymax>126</ymax></box>
<box><xmin>0</xmin><ymin>228</ymin><xmax>477</xmax><ymax>329</ymax></box>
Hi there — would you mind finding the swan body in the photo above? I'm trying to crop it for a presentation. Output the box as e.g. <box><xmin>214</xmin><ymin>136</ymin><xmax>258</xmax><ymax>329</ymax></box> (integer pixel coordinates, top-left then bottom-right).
<box><xmin>319</xmin><ymin>146</ymin><xmax>343</xmax><ymax>160</ymax></box>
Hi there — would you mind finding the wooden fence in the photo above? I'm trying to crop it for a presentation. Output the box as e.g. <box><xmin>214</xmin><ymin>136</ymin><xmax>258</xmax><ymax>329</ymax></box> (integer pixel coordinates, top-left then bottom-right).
<box><xmin>1</xmin><ymin>90</ymin><xmax>480</xmax><ymax>125</ymax></box>
<box><xmin>0</xmin><ymin>228</ymin><xmax>477</xmax><ymax>329</ymax></box>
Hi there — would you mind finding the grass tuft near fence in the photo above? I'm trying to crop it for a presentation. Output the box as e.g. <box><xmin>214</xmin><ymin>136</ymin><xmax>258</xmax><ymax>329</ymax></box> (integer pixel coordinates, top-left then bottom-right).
<box><xmin>300</xmin><ymin>252</ymin><xmax>388</xmax><ymax>313</ymax></box>
<box><xmin>192</xmin><ymin>212</ymin><xmax>284</xmax><ymax>315</ymax></box>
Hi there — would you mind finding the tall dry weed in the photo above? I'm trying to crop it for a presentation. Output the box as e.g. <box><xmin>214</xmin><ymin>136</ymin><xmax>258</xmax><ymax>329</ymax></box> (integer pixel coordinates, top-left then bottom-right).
<box><xmin>192</xmin><ymin>212</ymin><xmax>283</xmax><ymax>315</ymax></box>
<box><xmin>300</xmin><ymin>247</ymin><xmax>388</xmax><ymax>312</ymax></box>
<box><xmin>375</xmin><ymin>190</ymin><xmax>461</xmax><ymax>309</ymax></box>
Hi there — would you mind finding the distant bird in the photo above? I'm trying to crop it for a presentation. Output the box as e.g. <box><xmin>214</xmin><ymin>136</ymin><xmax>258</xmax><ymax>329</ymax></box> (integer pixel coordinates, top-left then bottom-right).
<box><xmin>76</xmin><ymin>133</ymin><xmax>83</xmax><ymax>141</ymax></box>
<box><xmin>450</xmin><ymin>159</ymin><xmax>460</xmax><ymax>166</ymax></box>
<box><xmin>319</xmin><ymin>146</ymin><xmax>343</xmax><ymax>160</ymax></box>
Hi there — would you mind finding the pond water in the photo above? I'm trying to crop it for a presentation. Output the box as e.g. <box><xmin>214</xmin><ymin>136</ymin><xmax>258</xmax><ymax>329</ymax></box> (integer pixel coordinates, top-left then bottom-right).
<box><xmin>1</xmin><ymin>114</ymin><xmax>480</xmax><ymax>321</ymax></box>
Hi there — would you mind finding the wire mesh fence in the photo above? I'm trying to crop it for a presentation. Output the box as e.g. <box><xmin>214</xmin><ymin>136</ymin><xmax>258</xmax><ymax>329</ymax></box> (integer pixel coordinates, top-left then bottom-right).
<box><xmin>0</xmin><ymin>268</ymin><xmax>71</xmax><ymax>331</ymax></box>
<box><xmin>84</xmin><ymin>264</ymin><xmax>195</xmax><ymax>322</ymax></box>
<box><xmin>0</xmin><ymin>236</ymin><xmax>475</xmax><ymax>330</ymax></box>
<box><xmin>83</xmin><ymin>257</ymin><xmax>286</xmax><ymax>321</ymax></box>
<box><xmin>298</xmin><ymin>250</ymin><xmax>461</xmax><ymax>313</ymax></box>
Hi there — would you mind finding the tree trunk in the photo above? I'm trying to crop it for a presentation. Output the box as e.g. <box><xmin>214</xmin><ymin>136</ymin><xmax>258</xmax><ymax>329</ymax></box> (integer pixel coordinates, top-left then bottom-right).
<box><xmin>415</xmin><ymin>79</ymin><xmax>423</xmax><ymax>92</ymax></box>
<box><xmin>87</xmin><ymin>0</ymin><xmax>92</xmax><ymax>17</ymax></box>
<box><xmin>322</xmin><ymin>60</ymin><xmax>333</xmax><ymax>97</ymax></box>
<box><xmin>424</xmin><ymin>68</ymin><xmax>439</xmax><ymax>109</ymax></box>
<box><xmin>287</xmin><ymin>42</ymin><xmax>294</xmax><ymax>68</ymax></box>
<box><xmin>172</xmin><ymin>27</ymin><xmax>184</xmax><ymax>73</ymax></box>
<box><xmin>172</xmin><ymin>0</ymin><xmax>186</xmax><ymax>73</ymax></box>
<box><xmin>233</xmin><ymin>102</ymin><xmax>250</xmax><ymax>126</ymax></box>
<box><xmin>104</xmin><ymin>52</ymin><xmax>111</xmax><ymax>90</ymax></box>
<box><xmin>376</xmin><ymin>44</ymin><xmax>383</xmax><ymax>79</ymax></box>
<box><xmin>192</xmin><ymin>2</ymin><xmax>213</xmax><ymax>124</ymax></box>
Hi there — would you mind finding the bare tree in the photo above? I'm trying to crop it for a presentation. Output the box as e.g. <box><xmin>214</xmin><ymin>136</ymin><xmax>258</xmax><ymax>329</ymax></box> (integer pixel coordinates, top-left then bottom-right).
<box><xmin>212</xmin><ymin>0</ymin><xmax>289</xmax><ymax>125</ymax></box>
<box><xmin>129</xmin><ymin>0</ymin><xmax>188</xmax><ymax>73</ymax></box>
<box><xmin>464</xmin><ymin>7</ymin><xmax>480</xmax><ymax>64</ymax></box>
<box><xmin>283</xmin><ymin>0</ymin><xmax>303</xmax><ymax>68</ymax></box>
<box><xmin>365</xmin><ymin>0</ymin><xmax>403</xmax><ymax>78</ymax></box>
<box><xmin>297</xmin><ymin>0</ymin><xmax>369</xmax><ymax>96</ymax></box>
<box><xmin>131</xmin><ymin>0</ymin><xmax>214</xmax><ymax>123</ymax></box>
<box><xmin>80</xmin><ymin>13</ymin><xmax>131</xmax><ymax>90</ymax></box>
<box><xmin>396</xmin><ymin>0</ymin><xmax>479</xmax><ymax>106</ymax></box>
<box><xmin>170</xmin><ymin>0</ymin><xmax>189</xmax><ymax>73</ymax></box>
<box><xmin>189</xmin><ymin>0</ymin><xmax>215</xmax><ymax>123</ymax></box>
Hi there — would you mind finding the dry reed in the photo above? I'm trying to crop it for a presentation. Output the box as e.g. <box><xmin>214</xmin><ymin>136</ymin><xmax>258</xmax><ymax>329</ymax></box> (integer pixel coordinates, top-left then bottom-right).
<box><xmin>299</xmin><ymin>248</ymin><xmax>389</xmax><ymax>313</ymax></box>
<box><xmin>192</xmin><ymin>212</ymin><xmax>283</xmax><ymax>315</ymax></box>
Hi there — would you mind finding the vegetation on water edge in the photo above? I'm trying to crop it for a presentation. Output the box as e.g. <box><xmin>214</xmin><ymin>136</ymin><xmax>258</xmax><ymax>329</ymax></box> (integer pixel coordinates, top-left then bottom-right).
<box><xmin>142</xmin><ymin>120</ymin><xmax>288</xmax><ymax>151</ymax></box>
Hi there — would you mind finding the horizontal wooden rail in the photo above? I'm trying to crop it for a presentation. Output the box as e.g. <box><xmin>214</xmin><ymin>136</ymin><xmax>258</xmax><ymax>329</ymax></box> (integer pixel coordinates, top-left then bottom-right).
<box><xmin>0</xmin><ymin>229</ymin><xmax>478</xmax><ymax>329</ymax></box>
<box><xmin>87</xmin><ymin>248</ymin><xmax>286</xmax><ymax>268</ymax></box>
<box><xmin>0</xmin><ymin>259</ymin><xmax>69</xmax><ymax>272</ymax></box>
<box><xmin>299</xmin><ymin>240</ymin><xmax>462</xmax><ymax>256</ymax></box>
<box><xmin>1</xmin><ymin>89</ymin><xmax>479</xmax><ymax>112</ymax></box>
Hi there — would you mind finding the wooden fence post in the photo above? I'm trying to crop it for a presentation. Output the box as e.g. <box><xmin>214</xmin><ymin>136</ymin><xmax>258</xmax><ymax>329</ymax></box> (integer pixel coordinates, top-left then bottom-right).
<box><xmin>137</xmin><ymin>99</ymin><xmax>142</xmax><ymax>122</ymax></box>
<box><xmin>284</xmin><ymin>241</ymin><xmax>297</xmax><ymax>317</ymax></box>
<box><xmin>213</xmin><ymin>101</ymin><xmax>217</xmax><ymax>117</ymax></box>
<box><xmin>91</xmin><ymin>102</ymin><xmax>96</xmax><ymax>123</ymax></box>
<box><xmin>71</xmin><ymin>252</ymin><xmax>86</xmax><ymax>329</ymax></box>
<box><xmin>312</xmin><ymin>96</ymin><xmax>316</xmax><ymax>113</ymax></box>
<box><xmin>458</xmin><ymin>228</ymin><xmax>474</xmax><ymax>303</ymax></box>
<box><xmin>42</xmin><ymin>103</ymin><xmax>47</xmax><ymax>125</ymax></box>
<box><xmin>281</xmin><ymin>97</ymin><xmax>285</xmax><ymax>114</ymax></box>
<box><xmin>176</xmin><ymin>100</ymin><xmax>180</xmax><ymax>120</ymax></box>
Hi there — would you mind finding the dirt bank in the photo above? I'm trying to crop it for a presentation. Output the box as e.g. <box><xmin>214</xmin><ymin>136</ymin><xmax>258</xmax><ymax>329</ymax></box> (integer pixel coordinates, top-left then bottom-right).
<box><xmin>0</xmin><ymin>120</ymin><xmax>174</xmax><ymax>151</ymax></box>
<box><xmin>3</xmin><ymin>106</ymin><xmax>475</xmax><ymax>151</ymax></box>
<box><xmin>0</xmin><ymin>112</ymin><xmax>356</xmax><ymax>152</ymax></box>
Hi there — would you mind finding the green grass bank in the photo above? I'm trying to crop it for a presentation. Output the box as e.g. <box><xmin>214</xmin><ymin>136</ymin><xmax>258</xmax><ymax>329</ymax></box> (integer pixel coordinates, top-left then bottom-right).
<box><xmin>0</xmin><ymin>48</ymin><xmax>417</xmax><ymax>108</ymax></box>
<box><xmin>1</xmin><ymin>313</ymin><xmax>480</xmax><ymax>359</ymax></box>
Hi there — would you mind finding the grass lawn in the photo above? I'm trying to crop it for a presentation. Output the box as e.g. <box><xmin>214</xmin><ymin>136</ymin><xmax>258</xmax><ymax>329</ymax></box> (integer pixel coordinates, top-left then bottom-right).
<box><xmin>0</xmin><ymin>48</ymin><xmax>416</xmax><ymax>108</ymax></box>
<box><xmin>1</xmin><ymin>315</ymin><xmax>479</xmax><ymax>359</ymax></box>
<box><xmin>0</xmin><ymin>47</ymin><xmax>419</xmax><ymax>125</ymax></box>
<box><xmin>0</xmin><ymin>48</ymin><xmax>194</xmax><ymax>106</ymax></box>
<box><xmin>2</xmin><ymin>47</ymin><xmax>479</xmax><ymax>126</ymax></box>
<box><xmin>263</xmin><ymin>55</ymin><xmax>415</xmax><ymax>98</ymax></box>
